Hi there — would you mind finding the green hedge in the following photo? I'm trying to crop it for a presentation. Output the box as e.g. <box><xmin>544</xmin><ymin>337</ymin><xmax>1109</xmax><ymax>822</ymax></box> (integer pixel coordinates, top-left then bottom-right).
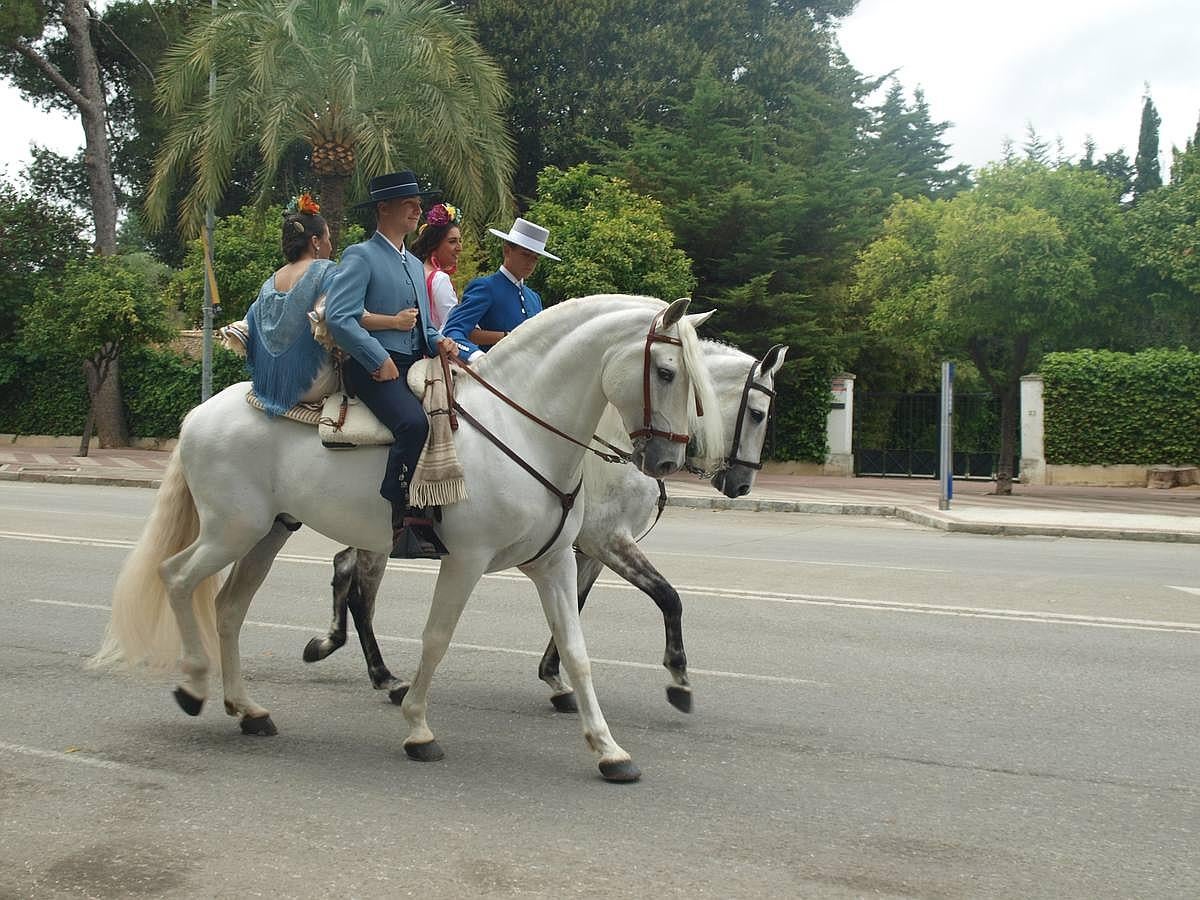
<box><xmin>1041</xmin><ymin>349</ymin><xmax>1200</xmax><ymax>465</ymax></box>
<box><xmin>0</xmin><ymin>345</ymin><xmax>248</xmax><ymax>439</ymax></box>
<box><xmin>768</xmin><ymin>363</ymin><xmax>833</xmax><ymax>462</ymax></box>
<box><xmin>1</xmin><ymin>340</ymin><xmax>830</xmax><ymax>458</ymax></box>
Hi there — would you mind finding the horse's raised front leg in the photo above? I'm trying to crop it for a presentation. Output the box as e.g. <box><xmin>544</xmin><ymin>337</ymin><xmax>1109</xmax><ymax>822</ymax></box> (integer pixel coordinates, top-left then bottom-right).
<box><xmin>537</xmin><ymin>550</ymin><xmax>604</xmax><ymax>713</ymax></box>
<box><xmin>587</xmin><ymin>535</ymin><xmax>691</xmax><ymax>713</ymax></box>
<box><xmin>302</xmin><ymin>546</ymin><xmax>356</xmax><ymax>664</ymax></box>
<box><xmin>524</xmin><ymin>547</ymin><xmax>640</xmax><ymax>782</ymax></box>
<box><xmin>343</xmin><ymin>549</ymin><xmax>408</xmax><ymax>702</ymax></box>
<box><xmin>399</xmin><ymin>557</ymin><xmax>488</xmax><ymax>763</ymax></box>
<box><xmin>215</xmin><ymin>520</ymin><xmax>295</xmax><ymax>735</ymax></box>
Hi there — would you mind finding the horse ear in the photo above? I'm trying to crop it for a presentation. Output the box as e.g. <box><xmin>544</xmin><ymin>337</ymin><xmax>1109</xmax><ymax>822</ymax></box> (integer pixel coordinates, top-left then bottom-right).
<box><xmin>660</xmin><ymin>297</ymin><xmax>692</xmax><ymax>330</ymax></box>
<box><xmin>683</xmin><ymin>309</ymin><xmax>715</xmax><ymax>330</ymax></box>
<box><xmin>759</xmin><ymin>344</ymin><xmax>788</xmax><ymax>378</ymax></box>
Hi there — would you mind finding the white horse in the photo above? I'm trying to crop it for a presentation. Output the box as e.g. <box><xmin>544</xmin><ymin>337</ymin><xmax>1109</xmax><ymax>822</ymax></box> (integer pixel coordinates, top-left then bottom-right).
<box><xmin>305</xmin><ymin>341</ymin><xmax>788</xmax><ymax>712</ymax></box>
<box><xmin>93</xmin><ymin>295</ymin><xmax>724</xmax><ymax>782</ymax></box>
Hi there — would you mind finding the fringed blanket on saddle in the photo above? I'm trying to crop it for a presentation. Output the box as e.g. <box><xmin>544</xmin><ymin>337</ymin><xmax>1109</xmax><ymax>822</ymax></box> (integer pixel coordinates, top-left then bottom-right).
<box><xmin>222</xmin><ymin>318</ymin><xmax>467</xmax><ymax>508</ymax></box>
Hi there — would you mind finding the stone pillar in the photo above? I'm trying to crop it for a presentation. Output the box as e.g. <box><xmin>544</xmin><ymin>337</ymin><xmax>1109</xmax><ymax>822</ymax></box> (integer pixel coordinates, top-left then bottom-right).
<box><xmin>1020</xmin><ymin>374</ymin><xmax>1046</xmax><ymax>485</ymax></box>
<box><xmin>825</xmin><ymin>373</ymin><xmax>855</xmax><ymax>475</ymax></box>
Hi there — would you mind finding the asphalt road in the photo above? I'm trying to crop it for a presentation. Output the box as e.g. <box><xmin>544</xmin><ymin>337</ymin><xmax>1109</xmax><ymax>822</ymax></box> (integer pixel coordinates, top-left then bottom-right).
<box><xmin>1</xmin><ymin>481</ymin><xmax>1198</xmax><ymax>899</ymax></box>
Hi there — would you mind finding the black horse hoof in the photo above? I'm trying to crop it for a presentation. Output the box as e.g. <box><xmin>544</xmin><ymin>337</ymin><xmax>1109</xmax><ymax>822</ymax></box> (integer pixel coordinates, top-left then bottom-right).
<box><xmin>388</xmin><ymin>683</ymin><xmax>410</xmax><ymax>706</ymax></box>
<box><xmin>404</xmin><ymin>740</ymin><xmax>445</xmax><ymax>762</ymax></box>
<box><xmin>550</xmin><ymin>691</ymin><xmax>578</xmax><ymax>713</ymax></box>
<box><xmin>302</xmin><ymin>637</ymin><xmax>327</xmax><ymax>663</ymax></box>
<box><xmin>173</xmin><ymin>687</ymin><xmax>204</xmax><ymax>717</ymax></box>
<box><xmin>599</xmin><ymin>759</ymin><xmax>642</xmax><ymax>783</ymax></box>
<box><xmin>240</xmin><ymin>714</ymin><xmax>278</xmax><ymax>736</ymax></box>
<box><xmin>666</xmin><ymin>685</ymin><xmax>693</xmax><ymax>713</ymax></box>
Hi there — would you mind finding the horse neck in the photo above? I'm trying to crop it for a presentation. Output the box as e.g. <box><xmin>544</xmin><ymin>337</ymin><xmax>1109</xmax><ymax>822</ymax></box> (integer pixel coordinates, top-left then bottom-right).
<box><xmin>464</xmin><ymin>299</ymin><xmax>655</xmax><ymax>476</ymax></box>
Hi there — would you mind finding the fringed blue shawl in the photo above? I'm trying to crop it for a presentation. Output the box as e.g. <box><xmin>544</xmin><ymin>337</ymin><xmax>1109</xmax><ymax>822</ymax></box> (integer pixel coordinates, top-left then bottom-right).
<box><xmin>246</xmin><ymin>258</ymin><xmax>337</xmax><ymax>416</ymax></box>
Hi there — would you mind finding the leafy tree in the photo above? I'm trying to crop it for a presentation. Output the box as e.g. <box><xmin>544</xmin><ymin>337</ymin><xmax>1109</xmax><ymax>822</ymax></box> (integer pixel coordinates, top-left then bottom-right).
<box><xmin>1169</xmin><ymin>112</ymin><xmax>1200</xmax><ymax>183</ymax></box>
<box><xmin>1124</xmin><ymin>167</ymin><xmax>1200</xmax><ymax>347</ymax></box>
<box><xmin>1133</xmin><ymin>92</ymin><xmax>1163</xmax><ymax>199</ymax></box>
<box><xmin>1</xmin><ymin>0</ymin><xmax>118</xmax><ymax>253</ymax></box>
<box><xmin>854</xmin><ymin>162</ymin><xmax>1123</xmax><ymax>493</ymax></box>
<box><xmin>457</xmin><ymin>0</ymin><xmax>858</xmax><ymax>198</ymax></box>
<box><xmin>21</xmin><ymin>254</ymin><xmax>174</xmax><ymax>453</ymax></box>
<box><xmin>1098</xmin><ymin>148</ymin><xmax>1134</xmax><ymax>200</ymax></box>
<box><xmin>166</xmin><ymin>204</ymin><xmax>366</xmax><ymax>325</ymax></box>
<box><xmin>147</xmin><ymin>0</ymin><xmax>514</xmax><ymax>250</ymax></box>
<box><xmin>1022</xmin><ymin>123</ymin><xmax>1051</xmax><ymax>165</ymax></box>
<box><xmin>861</xmin><ymin>80</ymin><xmax>970</xmax><ymax>201</ymax></box>
<box><xmin>523</xmin><ymin>164</ymin><xmax>695</xmax><ymax>304</ymax></box>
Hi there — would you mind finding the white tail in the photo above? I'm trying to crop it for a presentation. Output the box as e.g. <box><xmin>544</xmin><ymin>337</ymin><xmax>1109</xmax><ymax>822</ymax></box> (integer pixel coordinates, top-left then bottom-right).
<box><xmin>90</xmin><ymin>448</ymin><xmax>221</xmax><ymax>671</ymax></box>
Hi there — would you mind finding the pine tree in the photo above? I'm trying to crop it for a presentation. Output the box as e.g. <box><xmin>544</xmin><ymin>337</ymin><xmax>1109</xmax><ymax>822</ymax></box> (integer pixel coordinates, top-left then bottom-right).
<box><xmin>1023</xmin><ymin>123</ymin><xmax>1051</xmax><ymax>165</ymax></box>
<box><xmin>1133</xmin><ymin>92</ymin><xmax>1163</xmax><ymax>198</ymax></box>
<box><xmin>1098</xmin><ymin>148</ymin><xmax>1134</xmax><ymax>199</ymax></box>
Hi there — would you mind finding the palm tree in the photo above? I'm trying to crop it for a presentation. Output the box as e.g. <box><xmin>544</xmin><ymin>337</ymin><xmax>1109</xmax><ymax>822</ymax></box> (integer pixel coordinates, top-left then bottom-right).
<box><xmin>146</xmin><ymin>0</ymin><xmax>514</xmax><ymax>248</ymax></box>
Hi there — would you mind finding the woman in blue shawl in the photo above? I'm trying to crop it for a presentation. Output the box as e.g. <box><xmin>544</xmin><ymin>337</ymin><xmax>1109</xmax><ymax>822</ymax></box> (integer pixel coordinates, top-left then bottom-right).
<box><xmin>245</xmin><ymin>194</ymin><xmax>337</xmax><ymax>415</ymax></box>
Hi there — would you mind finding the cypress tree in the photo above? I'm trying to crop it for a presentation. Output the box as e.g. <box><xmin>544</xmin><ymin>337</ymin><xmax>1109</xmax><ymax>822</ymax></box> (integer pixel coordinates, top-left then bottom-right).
<box><xmin>1133</xmin><ymin>92</ymin><xmax>1163</xmax><ymax>198</ymax></box>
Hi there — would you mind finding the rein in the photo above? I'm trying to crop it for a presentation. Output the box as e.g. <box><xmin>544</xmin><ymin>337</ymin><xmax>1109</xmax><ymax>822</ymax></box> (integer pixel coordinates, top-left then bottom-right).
<box><xmin>441</xmin><ymin>311</ymin><xmax>692</xmax><ymax>564</ymax></box>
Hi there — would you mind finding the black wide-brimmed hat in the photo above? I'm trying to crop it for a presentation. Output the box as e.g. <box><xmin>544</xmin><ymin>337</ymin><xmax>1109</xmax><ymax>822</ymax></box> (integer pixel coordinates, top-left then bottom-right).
<box><xmin>351</xmin><ymin>170</ymin><xmax>439</xmax><ymax>209</ymax></box>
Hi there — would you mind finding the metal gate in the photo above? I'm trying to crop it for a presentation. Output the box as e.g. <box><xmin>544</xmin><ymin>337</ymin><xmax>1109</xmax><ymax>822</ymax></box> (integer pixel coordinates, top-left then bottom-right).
<box><xmin>852</xmin><ymin>392</ymin><xmax>1018</xmax><ymax>479</ymax></box>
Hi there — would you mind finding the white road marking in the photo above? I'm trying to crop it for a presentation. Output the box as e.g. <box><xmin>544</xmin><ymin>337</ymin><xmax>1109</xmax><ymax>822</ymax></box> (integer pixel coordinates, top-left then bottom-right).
<box><xmin>0</xmin><ymin>739</ymin><xmax>167</xmax><ymax>776</ymax></box>
<box><xmin>1166</xmin><ymin>586</ymin><xmax>1200</xmax><ymax>597</ymax></box>
<box><xmin>644</xmin><ymin>549</ymin><xmax>952</xmax><ymax>573</ymax></box>
<box><xmin>6</xmin><ymin>531</ymin><xmax>1200</xmax><ymax>636</ymax></box>
<box><xmin>21</xmin><ymin>598</ymin><xmax>828</xmax><ymax>688</ymax></box>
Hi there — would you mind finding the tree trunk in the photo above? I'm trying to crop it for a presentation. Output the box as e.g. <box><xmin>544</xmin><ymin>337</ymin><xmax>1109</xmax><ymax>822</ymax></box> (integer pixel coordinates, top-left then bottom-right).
<box><xmin>62</xmin><ymin>0</ymin><xmax>118</xmax><ymax>254</ymax></box>
<box><xmin>319</xmin><ymin>174</ymin><xmax>350</xmax><ymax>253</ymax></box>
<box><xmin>993</xmin><ymin>380</ymin><xmax>1018</xmax><ymax>495</ymax></box>
<box><xmin>90</xmin><ymin>357</ymin><xmax>128</xmax><ymax>448</ymax></box>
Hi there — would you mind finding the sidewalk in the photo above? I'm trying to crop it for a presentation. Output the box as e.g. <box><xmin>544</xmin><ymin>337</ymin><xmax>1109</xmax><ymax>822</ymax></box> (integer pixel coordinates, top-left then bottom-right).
<box><xmin>2</xmin><ymin>443</ymin><xmax>1198</xmax><ymax>544</ymax></box>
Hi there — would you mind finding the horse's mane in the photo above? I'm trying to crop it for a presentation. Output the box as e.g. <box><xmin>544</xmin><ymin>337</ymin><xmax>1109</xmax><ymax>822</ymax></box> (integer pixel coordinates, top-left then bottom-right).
<box><xmin>474</xmin><ymin>294</ymin><xmax>725</xmax><ymax>471</ymax></box>
<box><xmin>687</xmin><ymin>339</ymin><xmax>755</xmax><ymax>465</ymax></box>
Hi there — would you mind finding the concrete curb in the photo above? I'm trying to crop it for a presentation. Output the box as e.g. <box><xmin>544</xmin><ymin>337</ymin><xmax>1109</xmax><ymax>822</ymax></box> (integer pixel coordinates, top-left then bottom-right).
<box><xmin>3</xmin><ymin>468</ymin><xmax>1195</xmax><ymax>543</ymax></box>
<box><xmin>664</xmin><ymin>493</ymin><xmax>1200</xmax><ymax>544</ymax></box>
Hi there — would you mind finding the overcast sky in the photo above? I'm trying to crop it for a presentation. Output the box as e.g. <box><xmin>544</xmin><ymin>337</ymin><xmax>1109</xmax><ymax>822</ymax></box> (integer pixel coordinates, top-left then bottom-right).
<box><xmin>838</xmin><ymin>0</ymin><xmax>1200</xmax><ymax>173</ymax></box>
<box><xmin>2</xmin><ymin>1</ymin><xmax>1198</xmax><ymax>181</ymax></box>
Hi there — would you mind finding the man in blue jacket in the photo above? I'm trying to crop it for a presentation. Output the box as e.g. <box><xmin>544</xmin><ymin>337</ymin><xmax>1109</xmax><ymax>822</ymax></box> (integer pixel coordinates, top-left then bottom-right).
<box><xmin>325</xmin><ymin>170</ymin><xmax>459</xmax><ymax>558</ymax></box>
<box><xmin>442</xmin><ymin>217</ymin><xmax>560</xmax><ymax>361</ymax></box>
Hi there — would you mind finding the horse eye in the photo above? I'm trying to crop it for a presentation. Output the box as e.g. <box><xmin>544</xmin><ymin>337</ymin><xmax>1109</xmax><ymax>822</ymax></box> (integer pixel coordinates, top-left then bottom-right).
<box><xmin>656</xmin><ymin>366</ymin><xmax>675</xmax><ymax>383</ymax></box>
<box><xmin>749</xmin><ymin>409</ymin><xmax>765</xmax><ymax>423</ymax></box>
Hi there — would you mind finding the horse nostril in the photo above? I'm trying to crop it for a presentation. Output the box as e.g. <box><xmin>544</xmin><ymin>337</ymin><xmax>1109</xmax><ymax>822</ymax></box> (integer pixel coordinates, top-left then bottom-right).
<box><xmin>736</xmin><ymin>483</ymin><xmax>751</xmax><ymax>496</ymax></box>
<box><xmin>655</xmin><ymin>459</ymin><xmax>675</xmax><ymax>476</ymax></box>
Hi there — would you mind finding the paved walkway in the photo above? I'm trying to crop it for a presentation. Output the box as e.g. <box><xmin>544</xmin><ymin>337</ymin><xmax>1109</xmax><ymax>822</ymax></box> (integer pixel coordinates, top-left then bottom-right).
<box><xmin>2</xmin><ymin>444</ymin><xmax>1198</xmax><ymax>543</ymax></box>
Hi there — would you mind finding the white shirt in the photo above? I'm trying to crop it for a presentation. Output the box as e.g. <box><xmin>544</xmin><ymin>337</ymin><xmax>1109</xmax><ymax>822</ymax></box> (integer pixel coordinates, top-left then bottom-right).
<box><xmin>428</xmin><ymin>269</ymin><xmax>459</xmax><ymax>329</ymax></box>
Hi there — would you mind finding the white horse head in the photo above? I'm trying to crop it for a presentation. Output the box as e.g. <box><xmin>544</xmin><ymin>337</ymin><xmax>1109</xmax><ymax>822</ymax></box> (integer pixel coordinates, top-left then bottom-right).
<box><xmin>690</xmin><ymin>342</ymin><xmax>789</xmax><ymax>497</ymax></box>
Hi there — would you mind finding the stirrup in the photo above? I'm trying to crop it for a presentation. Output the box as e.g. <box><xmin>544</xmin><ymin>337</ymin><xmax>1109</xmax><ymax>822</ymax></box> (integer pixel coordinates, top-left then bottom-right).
<box><xmin>390</xmin><ymin>517</ymin><xmax>449</xmax><ymax>559</ymax></box>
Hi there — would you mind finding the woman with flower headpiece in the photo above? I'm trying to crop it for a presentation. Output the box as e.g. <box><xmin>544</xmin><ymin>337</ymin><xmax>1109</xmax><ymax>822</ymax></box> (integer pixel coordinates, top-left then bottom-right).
<box><xmin>406</xmin><ymin>202</ymin><xmax>464</xmax><ymax>329</ymax></box>
<box><xmin>240</xmin><ymin>193</ymin><xmax>337</xmax><ymax>416</ymax></box>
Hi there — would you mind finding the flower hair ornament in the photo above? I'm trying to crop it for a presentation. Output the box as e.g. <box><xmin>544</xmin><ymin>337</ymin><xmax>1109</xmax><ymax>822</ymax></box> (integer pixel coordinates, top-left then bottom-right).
<box><xmin>291</xmin><ymin>192</ymin><xmax>320</xmax><ymax>215</ymax></box>
<box><xmin>420</xmin><ymin>202</ymin><xmax>461</xmax><ymax>232</ymax></box>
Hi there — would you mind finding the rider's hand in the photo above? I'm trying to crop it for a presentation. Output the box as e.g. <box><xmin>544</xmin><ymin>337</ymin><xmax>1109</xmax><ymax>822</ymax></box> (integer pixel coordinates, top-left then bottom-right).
<box><xmin>437</xmin><ymin>337</ymin><xmax>459</xmax><ymax>358</ymax></box>
<box><xmin>372</xmin><ymin>357</ymin><xmax>400</xmax><ymax>381</ymax></box>
<box><xmin>393</xmin><ymin>307</ymin><xmax>418</xmax><ymax>330</ymax></box>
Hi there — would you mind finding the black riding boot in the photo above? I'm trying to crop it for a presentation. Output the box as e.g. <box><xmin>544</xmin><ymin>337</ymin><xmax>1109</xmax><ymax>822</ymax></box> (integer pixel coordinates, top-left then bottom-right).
<box><xmin>390</xmin><ymin>496</ymin><xmax>449</xmax><ymax>560</ymax></box>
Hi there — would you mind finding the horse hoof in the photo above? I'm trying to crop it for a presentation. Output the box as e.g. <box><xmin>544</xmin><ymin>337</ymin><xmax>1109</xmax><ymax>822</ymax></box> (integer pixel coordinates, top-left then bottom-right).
<box><xmin>173</xmin><ymin>687</ymin><xmax>204</xmax><ymax>717</ymax></box>
<box><xmin>550</xmin><ymin>691</ymin><xmax>578</xmax><ymax>713</ymax></box>
<box><xmin>388</xmin><ymin>683</ymin><xmax>409</xmax><ymax>706</ymax></box>
<box><xmin>599</xmin><ymin>759</ymin><xmax>642</xmax><ymax>783</ymax></box>
<box><xmin>666</xmin><ymin>685</ymin><xmax>693</xmax><ymax>713</ymax></box>
<box><xmin>240</xmin><ymin>714</ymin><xmax>278</xmax><ymax>736</ymax></box>
<box><xmin>302</xmin><ymin>637</ymin><xmax>326</xmax><ymax>663</ymax></box>
<box><xmin>404</xmin><ymin>740</ymin><xmax>445</xmax><ymax>762</ymax></box>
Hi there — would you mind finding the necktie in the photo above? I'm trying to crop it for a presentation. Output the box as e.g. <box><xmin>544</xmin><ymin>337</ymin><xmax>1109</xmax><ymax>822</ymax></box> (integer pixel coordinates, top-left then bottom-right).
<box><xmin>517</xmin><ymin>281</ymin><xmax>527</xmax><ymax>318</ymax></box>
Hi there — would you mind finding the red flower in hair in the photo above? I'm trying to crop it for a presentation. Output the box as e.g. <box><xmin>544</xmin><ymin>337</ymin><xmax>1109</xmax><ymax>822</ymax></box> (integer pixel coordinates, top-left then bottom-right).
<box><xmin>425</xmin><ymin>202</ymin><xmax>459</xmax><ymax>227</ymax></box>
<box><xmin>296</xmin><ymin>192</ymin><xmax>320</xmax><ymax>215</ymax></box>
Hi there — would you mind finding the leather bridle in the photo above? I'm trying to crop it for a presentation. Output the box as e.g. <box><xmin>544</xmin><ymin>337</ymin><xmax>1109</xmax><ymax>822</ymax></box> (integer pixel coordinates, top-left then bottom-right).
<box><xmin>442</xmin><ymin>311</ymin><xmax>695</xmax><ymax>564</ymax></box>
<box><xmin>628</xmin><ymin>310</ymin><xmax>701</xmax><ymax>447</ymax></box>
<box><xmin>725</xmin><ymin>361</ymin><xmax>777</xmax><ymax>472</ymax></box>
